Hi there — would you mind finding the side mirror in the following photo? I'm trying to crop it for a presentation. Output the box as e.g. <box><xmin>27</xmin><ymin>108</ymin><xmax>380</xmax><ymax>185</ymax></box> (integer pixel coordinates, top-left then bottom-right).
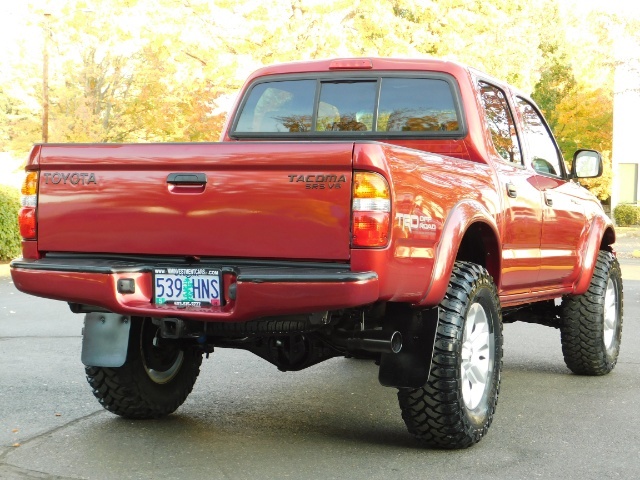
<box><xmin>571</xmin><ymin>149</ymin><xmax>602</xmax><ymax>179</ymax></box>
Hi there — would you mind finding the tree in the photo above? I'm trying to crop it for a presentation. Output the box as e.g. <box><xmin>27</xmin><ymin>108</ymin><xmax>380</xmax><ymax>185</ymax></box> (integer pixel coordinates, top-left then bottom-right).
<box><xmin>0</xmin><ymin>87</ymin><xmax>41</xmax><ymax>157</ymax></box>
<box><xmin>531</xmin><ymin>11</ymin><xmax>615</xmax><ymax>202</ymax></box>
<box><xmin>0</xmin><ymin>0</ymin><xmax>621</xmax><ymax>205</ymax></box>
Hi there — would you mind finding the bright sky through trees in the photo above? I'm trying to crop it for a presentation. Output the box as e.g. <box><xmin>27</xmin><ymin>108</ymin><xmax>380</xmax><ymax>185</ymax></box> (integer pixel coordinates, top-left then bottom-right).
<box><xmin>0</xmin><ymin>0</ymin><xmax>638</xmax><ymax>200</ymax></box>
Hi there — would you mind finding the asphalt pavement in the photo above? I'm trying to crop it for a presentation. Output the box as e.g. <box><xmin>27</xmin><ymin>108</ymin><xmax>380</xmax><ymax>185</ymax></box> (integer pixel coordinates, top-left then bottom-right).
<box><xmin>1</xmin><ymin>256</ymin><xmax>639</xmax><ymax>480</ymax></box>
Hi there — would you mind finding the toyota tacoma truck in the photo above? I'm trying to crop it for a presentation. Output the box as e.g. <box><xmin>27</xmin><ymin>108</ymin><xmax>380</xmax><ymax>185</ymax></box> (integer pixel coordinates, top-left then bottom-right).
<box><xmin>10</xmin><ymin>58</ymin><xmax>623</xmax><ymax>449</ymax></box>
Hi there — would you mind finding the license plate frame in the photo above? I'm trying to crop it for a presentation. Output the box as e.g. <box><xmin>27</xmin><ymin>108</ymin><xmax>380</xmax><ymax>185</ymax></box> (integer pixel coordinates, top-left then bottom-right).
<box><xmin>153</xmin><ymin>268</ymin><xmax>222</xmax><ymax>307</ymax></box>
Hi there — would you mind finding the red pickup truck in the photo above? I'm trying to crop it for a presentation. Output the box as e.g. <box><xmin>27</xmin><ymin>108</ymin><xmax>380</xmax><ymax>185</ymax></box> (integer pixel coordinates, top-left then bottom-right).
<box><xmin>11</xmin><ymin>58</ymin><xmax>623</xmax><ymax>449</ymax></box>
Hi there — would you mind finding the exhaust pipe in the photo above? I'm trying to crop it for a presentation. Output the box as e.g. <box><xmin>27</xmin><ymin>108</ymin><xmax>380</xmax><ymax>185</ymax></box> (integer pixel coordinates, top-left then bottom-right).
<box><xmin>346</xmin><ymin>330</ymin><xmax>403</xmax><ymax>354</ymax></box>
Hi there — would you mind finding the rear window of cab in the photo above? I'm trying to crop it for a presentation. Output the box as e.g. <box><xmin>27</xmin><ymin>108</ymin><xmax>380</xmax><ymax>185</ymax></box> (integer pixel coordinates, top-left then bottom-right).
<box><xmin>231</xmin><ymin>74</ymin><xmax>465</xmax><ymax>138</ymax></box>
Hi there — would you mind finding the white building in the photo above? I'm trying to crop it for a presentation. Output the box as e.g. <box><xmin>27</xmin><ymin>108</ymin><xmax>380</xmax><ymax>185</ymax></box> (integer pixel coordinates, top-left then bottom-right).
<box><xmin>612</xmin><ymin>34</ymin><xmax>640</xmax><ymax>209</ymax></box>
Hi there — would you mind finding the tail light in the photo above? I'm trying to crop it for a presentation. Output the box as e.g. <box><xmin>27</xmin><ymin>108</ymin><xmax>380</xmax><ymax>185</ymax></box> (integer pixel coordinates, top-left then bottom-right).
<box><xmin>19</xmin><ymin>171</ymin><xmax>38</xmax><ymax>239</ymax></box>
<box><xmin>351</xmin><ymin>172</ymin><xmax>391</xmax><ymax>247</ymax></box>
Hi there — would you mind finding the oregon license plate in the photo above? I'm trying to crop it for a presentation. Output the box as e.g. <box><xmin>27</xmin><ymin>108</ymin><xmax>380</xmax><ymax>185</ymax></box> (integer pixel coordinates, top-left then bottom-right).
<box><xmin>153</xmin><ymin>268</ymin><xmax>221</xmax><ymax>307</ymax></box>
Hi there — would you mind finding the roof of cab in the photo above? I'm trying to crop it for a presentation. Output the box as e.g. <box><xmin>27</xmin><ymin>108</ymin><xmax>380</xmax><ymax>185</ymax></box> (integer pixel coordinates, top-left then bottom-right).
<box><xmin>243</xmin><ymin>57</ymin><xmax>472</xmax><ymax>83</ymax></box>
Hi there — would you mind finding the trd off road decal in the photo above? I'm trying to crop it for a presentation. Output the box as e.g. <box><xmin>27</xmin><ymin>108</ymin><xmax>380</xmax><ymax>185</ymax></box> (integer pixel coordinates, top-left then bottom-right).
<box><xmin>394</xmin><ymin>212</ymin><xmax>439</xmax><ymax>240</ymax></box>
<box><xmin>395</xmin><ymin>213</ymin><xmax>437</xmax><ymax>232</ymax></box>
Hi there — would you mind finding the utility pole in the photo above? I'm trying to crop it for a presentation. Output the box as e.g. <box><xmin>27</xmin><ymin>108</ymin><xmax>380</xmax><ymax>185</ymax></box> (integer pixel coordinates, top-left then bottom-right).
<box><xmin>42</xmin><ymin>13</ymin><xmax>51</xmax><ymax>143</ymax></box>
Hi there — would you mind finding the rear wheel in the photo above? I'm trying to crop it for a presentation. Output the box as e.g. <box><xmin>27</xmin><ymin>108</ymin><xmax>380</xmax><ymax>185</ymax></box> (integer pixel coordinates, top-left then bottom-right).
<box><xmin>560</xmin><ymin>251</ymin><xmax>623</xmax><ymax>375</ymax></box>
<box><xmin>85</xmin><ymin>317</ymin><xmax>203</xmax><ymax>419</ymax></box>
<box><xmin>397</xmin><ymin>262</ymin><xmax>503</xmax><ymax>449</ymax></box>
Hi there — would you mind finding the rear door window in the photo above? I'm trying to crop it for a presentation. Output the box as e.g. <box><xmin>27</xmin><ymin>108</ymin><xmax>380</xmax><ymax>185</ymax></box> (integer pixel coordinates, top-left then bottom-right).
<box><xmin>478</xmin><ymin>82</ymin><xmax>522</xmax><ymax>166</ymax></box>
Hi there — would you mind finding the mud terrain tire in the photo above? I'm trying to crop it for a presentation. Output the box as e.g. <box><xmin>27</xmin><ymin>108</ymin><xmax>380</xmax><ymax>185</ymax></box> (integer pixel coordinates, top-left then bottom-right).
<box><xmin>560</xmin><ymin>251</ymin><xmax>623</xmax><ymax>375</ymax></box>
<box><xmin>397</xmin><ymin>262</ymin><xmax>503</xmax><ymax>449</ymax></box>
<box><xmin>85</xmin><ymin>317</ymin><xmax>202</xmax><ymax>419</ymax></box>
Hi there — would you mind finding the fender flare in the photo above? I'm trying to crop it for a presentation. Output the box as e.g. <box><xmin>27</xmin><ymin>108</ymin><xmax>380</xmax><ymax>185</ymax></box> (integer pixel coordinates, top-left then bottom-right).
<box><xmin>418</xmin><ymin>200</ymin><xmax>500</xmax><ymax>306</ymax></box>
<box><xmin>572</xmin><ymin>215</ymin><xmax>616</xmax><ymax>296</ymax></box>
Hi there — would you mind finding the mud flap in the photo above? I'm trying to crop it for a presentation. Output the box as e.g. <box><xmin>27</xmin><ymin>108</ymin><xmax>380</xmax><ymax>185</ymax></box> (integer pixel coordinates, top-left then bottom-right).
<box><xmin>81</xmin><ymin>313</ymin><xmax>131</xmax><ymax>367</ymax></box>
<box><xmin>378</xmin><ymin>305</ymin><xmax>439</xmax><ymax>388</ymax></box>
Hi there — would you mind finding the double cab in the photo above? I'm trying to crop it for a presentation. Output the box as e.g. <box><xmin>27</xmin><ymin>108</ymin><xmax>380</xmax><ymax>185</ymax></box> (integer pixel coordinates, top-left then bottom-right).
<box><xmin>11</xmin><ymin>57</ymin><xmax>622</xmax><ymax>448</ymax></box>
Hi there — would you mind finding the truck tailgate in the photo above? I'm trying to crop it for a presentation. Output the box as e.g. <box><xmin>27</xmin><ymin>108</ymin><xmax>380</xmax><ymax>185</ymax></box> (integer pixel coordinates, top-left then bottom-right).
<box><xmin>35</xmin><ymin>142</ymin><xmax>354</xmax><ymax>261</ymax></box>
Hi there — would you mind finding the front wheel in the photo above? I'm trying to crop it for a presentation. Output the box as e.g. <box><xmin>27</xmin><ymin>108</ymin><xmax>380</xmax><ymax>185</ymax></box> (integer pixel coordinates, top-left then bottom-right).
<box><xmin>560</xmin><ymin>251</ymin><xmax>623</xmax><ymax>375</ymax></box>
<box><xmin>85</xmin><ymin>317</ymin><xmax>203</xmax><ymax>419</ymax></box>
<box><xmin>397</xmin><ymin>262</ymin><xmax>503</xmax><ymax>449</ymax></box>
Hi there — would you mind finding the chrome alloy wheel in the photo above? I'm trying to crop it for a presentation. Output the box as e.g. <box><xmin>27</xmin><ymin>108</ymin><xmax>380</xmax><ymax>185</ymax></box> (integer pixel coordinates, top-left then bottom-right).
<box><xmin>140</xmin><ymin>323</ymin><xmax>185</xmax><ymax>384</ymax></box>
<box><xmin>461</xmin><ymin>302</ymin><xmax>494</xmax><ymax>410</ymax></box>
<box><xmin>144</xmin><ymin>350</ymin><xmax>184</xmax><ymax>384</ymax></box>
<box><xmin>603</xmin><ymin>278</ymin><xmax>619</xmax><ymax>354</ymax></box>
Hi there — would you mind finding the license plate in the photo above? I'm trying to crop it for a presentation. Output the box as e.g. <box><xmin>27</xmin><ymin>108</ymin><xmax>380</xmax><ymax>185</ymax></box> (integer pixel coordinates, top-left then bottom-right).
<box><xmin>154</xmin><ymin>268</ymin><xmax>221</xmax><ymax>307</ymax></box>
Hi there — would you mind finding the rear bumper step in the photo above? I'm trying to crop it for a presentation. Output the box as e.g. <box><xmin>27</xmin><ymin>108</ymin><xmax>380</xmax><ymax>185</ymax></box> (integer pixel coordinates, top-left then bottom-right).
<box><xmin>10</xmin><ymin>257</ymin><xmax>379</xmax><ymax>322</ymax></box>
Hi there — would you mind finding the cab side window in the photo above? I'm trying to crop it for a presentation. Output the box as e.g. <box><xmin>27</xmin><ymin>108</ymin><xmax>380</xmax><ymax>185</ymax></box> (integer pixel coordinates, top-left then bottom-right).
<box><xmin>479</xmin><ymin>82</ymin><xmax>522</xmax><ymax>166</ymax></box>
<box><xmin>516</xmin><ymin>97</ymin><xmax>564</xmax><ymax>177</ymax></box>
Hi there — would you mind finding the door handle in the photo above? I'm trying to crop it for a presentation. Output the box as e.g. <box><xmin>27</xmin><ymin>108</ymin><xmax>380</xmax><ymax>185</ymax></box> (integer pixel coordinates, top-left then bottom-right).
<box><xmin>506</xmin><ymin>183</ymin><xmax>518</xmax><ymax>198</ymax></box>
<box><xmin>167</xmin><ymin>173</ymin><xmax>207</xmax><ymax>185</ymax></box>
<box><xmin>544</xmin><ymin>192</ymin><xmax>553</xmax><ymax>207</ymax></box>
<box><xmin>167</xmin><ymin>173</ymin><xmax>207</xmax><ymax>194</ymax></box>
